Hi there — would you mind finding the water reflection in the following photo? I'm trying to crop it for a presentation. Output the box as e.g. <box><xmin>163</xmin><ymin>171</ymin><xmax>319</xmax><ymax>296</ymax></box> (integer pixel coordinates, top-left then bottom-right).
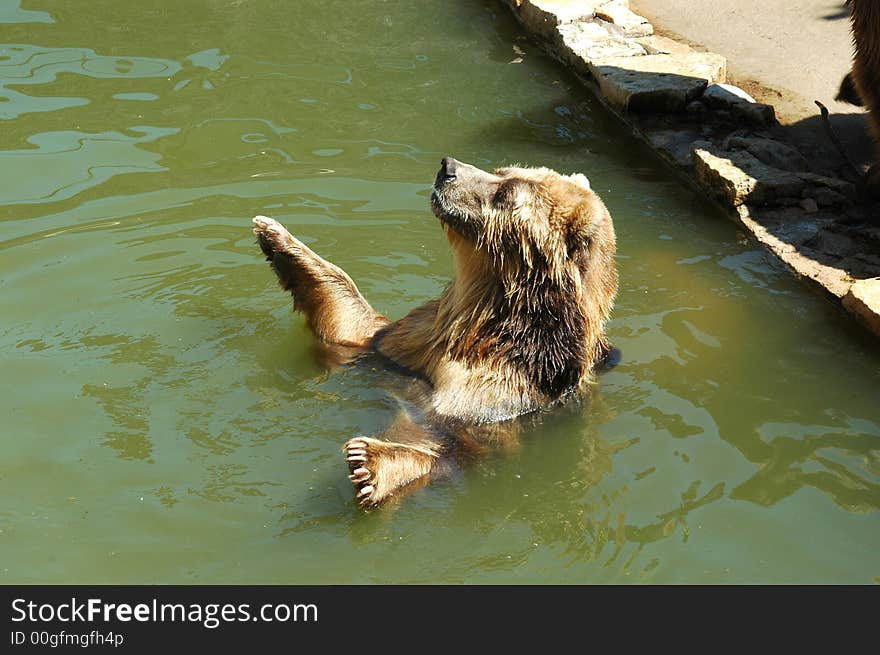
<box><xmin>311</xmin><ymin>388</ymin><xmax>732</xmax><ymax>581</ymax></box>
<box><xmin>0</xmin><ymin>44</ymin><xmax>180</xmax><ymax>119</ymax></box>
<box><xmin>0</xmin><ymin>126</ymin><xmax>176</xmax><ymax>205</ymax></box>
<box><xmin>0</xmin><ymin>1</ymin><xmax>53</xmax><ymax>24</ymax></box>
<box><xmin>191</xmin><ymin>463</ymin><xmax>280</xmax><ymax>503</ymax></box>
<box><xmin>731</xmin><ymin>422</ymin><xmax>880</xmax><ymax>512</ymax></box>
<box><xmin>71</xmin><ymin>333</ymin><xmax>173</xmax><ymax>461</ymax></box>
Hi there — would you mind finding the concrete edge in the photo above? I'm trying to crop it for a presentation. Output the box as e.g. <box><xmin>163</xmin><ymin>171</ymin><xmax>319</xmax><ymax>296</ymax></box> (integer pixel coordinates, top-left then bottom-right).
<box><xmin>499</xmin><ymin>0</ymin><xmax>880</xmax><ymax>337</ymax></box>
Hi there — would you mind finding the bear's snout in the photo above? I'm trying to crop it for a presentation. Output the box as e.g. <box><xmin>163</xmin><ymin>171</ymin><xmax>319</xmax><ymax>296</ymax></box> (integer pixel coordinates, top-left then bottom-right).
<box><xmin>435</xmin><ymin>156</ymin><xmax>459</xmax><ymax>189</ymax></box>
<box><xmin>440</xmin><ymin>156</ymin><xmax>458</xmax><ymax>180</ymax></box>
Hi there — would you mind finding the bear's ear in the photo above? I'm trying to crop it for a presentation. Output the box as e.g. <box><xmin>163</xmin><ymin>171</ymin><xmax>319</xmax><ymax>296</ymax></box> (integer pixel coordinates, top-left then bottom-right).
<box><xmin>565</xmin><ymin>197</ymin><xmax>603</xmax><ymax>256</ymax></box>
<box><xmin>493</xmin><ymin>178</ymin><xmax>534</xmax><ymax>211</ymax></box>
<box><xmin>566</xmin><ymin>173</ymin><xmax>591</xmax><ymax>192</ymax></box>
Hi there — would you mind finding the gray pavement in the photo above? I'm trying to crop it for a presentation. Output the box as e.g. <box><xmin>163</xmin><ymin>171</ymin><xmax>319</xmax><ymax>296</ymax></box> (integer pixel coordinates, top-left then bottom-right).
<box><xmin>632</xmin><ymin>0</ymin><xmax>857</xmax><ymax>119</ymax></box>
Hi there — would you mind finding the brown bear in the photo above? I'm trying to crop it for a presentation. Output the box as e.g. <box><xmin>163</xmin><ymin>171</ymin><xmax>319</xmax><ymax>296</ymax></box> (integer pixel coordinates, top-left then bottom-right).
<box><xmin>252</xmin><ymin>157</ymin><xmax>618</xmax><ymax>507</ymax></box>
<box><xmin>839</xmin><ymin>0</ymin><xmax>880</xmax><ymax>196</ymax></box>
<box><xmin>836</xmin><ymin>71</ymin><xmax>863</xmax><ymax>107</ymax></box>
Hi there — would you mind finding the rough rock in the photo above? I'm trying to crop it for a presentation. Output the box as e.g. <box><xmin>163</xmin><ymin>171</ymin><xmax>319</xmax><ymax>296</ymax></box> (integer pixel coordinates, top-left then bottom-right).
<box><xmin>693</xmin><ymin>147</ymin><xmax>806</xmax><ymax>206</ymax></box>
<box><xmin>595</xmin><ymin>0</ymin><xmax>653</xmax><ymax>37</ymax></box>
<box><xmin>799</xmin><ymin>198</ymin><xmax>818</xmax><ymax>213</ymax></box>
<box><xmin>589</xmin><ymin>52</ymin><xmax>727</xmax><ymax>112</ymax></box>
<box><xmin>685</xmin><ymin>99</ymin><xmax>707</xmax><ymax>114</ymax></box>
<box><xmin>635</xmin><ymin>35</ymin><xmax>691</xmax><ymax>55</ymax></box>
<box><xmin>751</xmin><ymin>207</ymin><xmax>836</xmax><ymax>246</ymax></box>
<box><xmin>785</xmin><ymin>251</ymin><xmax>853</xmax><ymax>298</ymax></box>
<box><xmin>735</xmin><ymin>206</ymin><xmax>853</xmax><ymax>298</ymax></box>
<box><xmin>811</xmin><ymin>187</ymin><xmax>850</xmax><ymax>207</ymax></box>
<box><xmin>590</xmin><ymin>16</ymin><xmax>629</xmax><ymax>38</ymax></box>
<box><xmin>646</xmin><ymin>130</ymin><xmax>707</xmax><ymax>168</ymax></box>
<box><xmin>726</xmin><ymin>136</ymin><xmax>810</xmax><ymax>172</ymax></box>
<box><xmin>693</xmin><ymin>144</ymin><xmax>855</xmax><ymax>212</ymax></box>
<box><xmin>702</xmin><ymin>83</ymin><xmax>756</xmax><ymax>108</ymax></box>
<box><xmin>805</xmin><ymin>229</ymin><xmax>860</xmax><ymax>259</ymax></box>
<box><xmin>797</xmin><ymin>173</ymin><xmax>858</xmax><ymax>202</ymax></box>
<box><xmin>557</xmin><ymin>20</ymin><xmax>645</xmax><ymax>69</ymax></box>
<box><xmin>730</xmin><ymin>101</ymin><xmax>776</xmax><ymax>126</ymax></box>
<box><xmin>842</xmin><ymin>278</ymin><xmax>880</xmax><ymax>336</ymax></box>
<box><xmin>839</xmin><ymin>253</ymin><xmax>880</xmax><ymax>279</ymax></box>
<box><xmin>509</xmin><ymin>0</ymin><xmax>601</xmax><ymax>40</ymax></box>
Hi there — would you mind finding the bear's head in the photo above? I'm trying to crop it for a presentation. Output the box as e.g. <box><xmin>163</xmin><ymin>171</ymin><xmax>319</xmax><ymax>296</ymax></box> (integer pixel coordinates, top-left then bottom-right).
<box><xmin>430</xmin><ymin>157</ymin><xmax>618</xmax><ymax>397</ymax></box>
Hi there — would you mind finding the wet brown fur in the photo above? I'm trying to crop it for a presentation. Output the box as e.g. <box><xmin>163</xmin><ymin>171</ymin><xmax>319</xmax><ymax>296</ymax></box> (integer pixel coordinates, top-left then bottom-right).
<box><xmin>253</xmin><ymin>159</ymin><xmax>617</xmax><ymax>507</ymax></box>
<box><xmin>253</xmin><ymin>217</ymin><xmax>389</xmax><ymax>346</ymax></box>
<box><xmin>843</xmin><ymin>0</ymin><xmax>880</xmax><ymax>194</ymax></box>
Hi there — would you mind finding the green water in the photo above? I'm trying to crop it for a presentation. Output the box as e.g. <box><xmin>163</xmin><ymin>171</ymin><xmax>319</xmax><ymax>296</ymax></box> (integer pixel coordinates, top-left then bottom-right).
<box><xmin>1</xmin><ymin>0</ymin><xmax>878</xmax><ymax>584</ymax></box>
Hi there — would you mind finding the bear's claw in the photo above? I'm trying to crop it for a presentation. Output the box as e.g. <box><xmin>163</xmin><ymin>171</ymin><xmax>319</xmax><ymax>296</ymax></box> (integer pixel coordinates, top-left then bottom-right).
<box><xmin>342</xmin><ymin>435</ymin><xmax>441</xmax><ymax>509</ymax></box>
<box><xmin>344</xmin><ymin>438</ymin><xmax>381</xmax><ymax>508</ymax></box>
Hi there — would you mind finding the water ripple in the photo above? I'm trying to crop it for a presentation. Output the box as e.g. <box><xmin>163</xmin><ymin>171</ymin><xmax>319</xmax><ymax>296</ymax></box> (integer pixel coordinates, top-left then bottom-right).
<box><xmin>0</xmin><ymin>43</ymin><xmax>181</xmax><ymax>118</ymax></box>
<box><xmin>0</xmin><ymin>2</ymin><xmax>53</xmax><ymax>24</ymax></box>
<box><xmin>0</xmin><ymin>126</ymin><xmax>178</xmax><ymax>206</ymax></box>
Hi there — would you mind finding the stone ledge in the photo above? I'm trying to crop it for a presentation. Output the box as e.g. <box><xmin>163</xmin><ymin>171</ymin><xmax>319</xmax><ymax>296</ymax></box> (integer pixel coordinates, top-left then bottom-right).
<box><xmin>635</xmin><ymin>34</ymin><xmax>691</xmax><ymax>55</ymax></box>
<box><xmin>725</xmin><ymin>136</ymin><xmax>808</xmax><ymax>172</ymax></box>
<box><xmin>595</xmin><ymin>0</ymin><xmax>653</xmax><ymax>37</ymax></box>
<box><xmin>588</xmin><ymin>52</ymin><xmax>726</xmax><ymax>112</ymax></box>
<box><xmin>500</xmin><ymin>0</ymin><xmax>880</xmax><ymax>338</ymax></box>
<box><xmin>703</xmin><ymin>83</ymin><xmax>755</xmax><ymax>108</ymax></box>
<box><xmin>735</xmin><ymin>206</ymin><xmax>855</xmax><ymax>299</ymax></box>
<box><xmin>843</xmin><ymin>278</ymin><xmax>880</xmax><ymax>336</ymax></box>
<box><xmin>693</xmin><ymin>147</ymin><xmax>805</xmax><ymax>207</ymax></box>
<box><xmin>558</xmin><ymin>20</ymin><xmax>646</xmax><ymax>70</ymax></box>
<box><xmin>512</xmin><ymin>0</ymin><xmax>602</xmax><ymax>40</ymax></box>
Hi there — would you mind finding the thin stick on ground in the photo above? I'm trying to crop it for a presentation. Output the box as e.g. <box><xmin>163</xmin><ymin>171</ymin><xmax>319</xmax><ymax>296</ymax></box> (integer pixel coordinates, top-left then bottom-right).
<box><xmin>815</xmin><ymin>100</ymin><xmax>864</xmax><ymax>183</ymax></box>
